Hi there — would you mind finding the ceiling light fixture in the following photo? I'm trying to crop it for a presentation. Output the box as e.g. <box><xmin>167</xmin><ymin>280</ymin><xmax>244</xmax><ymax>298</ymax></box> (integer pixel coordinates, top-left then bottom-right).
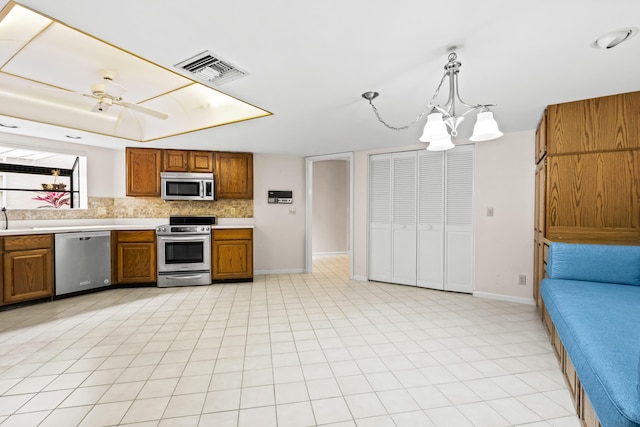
<box><xmin>592</xmin><ymin>27</ymin><xmax>638</xmax><ymax>49</ymax></box>
<box><xmin>362</xmin><ymin>51</ymin><xmax>503</xmax><ymax>151</ymax></box>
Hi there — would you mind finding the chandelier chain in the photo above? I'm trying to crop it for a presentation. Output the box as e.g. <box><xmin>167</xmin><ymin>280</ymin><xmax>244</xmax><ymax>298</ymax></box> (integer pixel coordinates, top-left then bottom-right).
<box><xmin>367</xmin><ymin>72</ymin><xmax>448</xmax><ymax>131</ymax></box>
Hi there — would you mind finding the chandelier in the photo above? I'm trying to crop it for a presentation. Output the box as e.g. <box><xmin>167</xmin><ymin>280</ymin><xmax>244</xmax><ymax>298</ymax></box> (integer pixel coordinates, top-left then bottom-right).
<box><xmin>362</xmin><ymin>52</ymin><xmax>503</xmax><ymax>151</ymax></box>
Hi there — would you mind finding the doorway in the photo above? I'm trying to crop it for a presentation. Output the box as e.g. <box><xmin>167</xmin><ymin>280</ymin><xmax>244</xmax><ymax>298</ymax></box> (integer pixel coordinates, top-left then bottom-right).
<box><xmin>305</xmin><ymin>153</ymin><xmax>354</xmax><ymax>277</ymax></box>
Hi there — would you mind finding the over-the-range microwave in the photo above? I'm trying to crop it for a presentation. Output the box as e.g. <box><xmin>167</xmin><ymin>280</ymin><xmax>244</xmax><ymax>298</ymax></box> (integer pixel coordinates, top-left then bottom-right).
<box><xmin>161</xmin><ymin>172</ymin><xmax>215</xmax><ymax>201</ymax></box>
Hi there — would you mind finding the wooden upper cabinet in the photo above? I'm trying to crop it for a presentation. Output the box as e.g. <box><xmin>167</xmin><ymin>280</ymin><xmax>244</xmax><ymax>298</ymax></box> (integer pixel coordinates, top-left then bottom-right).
<box><xmin>126</xmin><ymin>148</ymin><xmax>161</xmax><ymax>197</ymax></box>
<box><xmin>163</xmin><ymin>150</ymin><xmax>189</xmax><ymax>172</ymax></box>
<box><xmin>216</xmin><ymin>152</ymin><xmax>253</xmax><ymax>199</ymax></box>
<box><xmin>162</xmin><ymin>150</ymin><xmax>214</xmax><ymax>173</ymax></box>
<box><xmin>547</xmin><ymin>91</ymin><xmax>640</xmax><ymax>155</ymax></box>
<box><xmin>189</xmin><ymin>151</ymin><xmax>215</xmax><ymax>173</ymax></box>
<box><xmin>547</xmin><ymin>151</ymin><xmax>640</xmax><ymax>234</ymax></box>
<box><xmin>535</xmin><ymin>110</ymin><xmax>547</xmax><ymax>163</ymax></box>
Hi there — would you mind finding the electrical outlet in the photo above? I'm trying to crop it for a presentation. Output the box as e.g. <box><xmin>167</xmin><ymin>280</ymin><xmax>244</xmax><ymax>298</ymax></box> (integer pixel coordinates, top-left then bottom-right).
<box><xmin>518</xmin><ymin>274</ymin><xmax>526</xmax><ymax>286</ymax></box>
<box><xmin>289</xmin><ymin>207</ymin><xmax>296</xmax><ymax>215</ymax></box>
<box><xmin>487</xmin><ymin>207</ymin><xmax>494</xmax><ymax>217</ymax></box>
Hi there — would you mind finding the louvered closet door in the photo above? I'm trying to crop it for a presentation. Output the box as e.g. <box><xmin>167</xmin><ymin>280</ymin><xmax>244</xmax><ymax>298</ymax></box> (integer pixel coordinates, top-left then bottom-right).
<box><xmin>417</xmin><ymin>150</ymin><xmax>444</xmax><ymax>289</ymax></box>
<box><xmin>391</xmin><ymin>151</ymin><xmax>417</xmax><ymax>286</ymax></box>
<box><xmin>368</xmin><ymin>154</ymin><xmax>392</xmax><ymax>283</ymax></box>
<box><xmin>444</xmin><ymin>145</ymin><xmax>474</xmax><ymax>293</ymax></box>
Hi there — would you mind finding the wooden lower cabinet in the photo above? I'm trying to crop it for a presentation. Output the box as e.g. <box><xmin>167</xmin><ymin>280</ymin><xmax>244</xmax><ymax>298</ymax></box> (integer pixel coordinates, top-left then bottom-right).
<box><xmin>1</xmin><ymin>234</ymin><xmax>54</xmax><ymax>304</ymax></box>
<box><xmin>212</xmin><ymin>228</ymin><xmax>253</xmax><ymax>281</ymax></box>
<box><xmin>112</xmin><ymin>231</ymin><xmax>157</xmax><ymax>284</ymax></box>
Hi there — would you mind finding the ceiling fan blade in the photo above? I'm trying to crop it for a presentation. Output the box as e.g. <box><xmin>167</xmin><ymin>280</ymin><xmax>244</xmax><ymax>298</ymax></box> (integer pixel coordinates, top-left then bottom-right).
<box><xmin>104</xmin><ymin>79</ymin><xmax>127</xmax><ymax>98</ymax></box>
<box><xmin>119</xmin><ymin>101</ymin><xmax>168</xmax><ymax>120</ymax></box>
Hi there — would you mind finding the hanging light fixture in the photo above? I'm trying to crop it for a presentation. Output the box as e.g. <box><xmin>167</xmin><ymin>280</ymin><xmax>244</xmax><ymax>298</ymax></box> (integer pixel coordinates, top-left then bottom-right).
<box><xmin>362</xmin><ymin>51</ymin><xmax>502</xmax><ymax>151</ymax></box>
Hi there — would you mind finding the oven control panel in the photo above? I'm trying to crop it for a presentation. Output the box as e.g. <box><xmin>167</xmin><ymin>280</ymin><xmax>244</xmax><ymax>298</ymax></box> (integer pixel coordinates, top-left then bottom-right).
<box><xmin>156</xmin><ymin>225</ymin><xmax>210</xmax><ymax>235</ymax></box>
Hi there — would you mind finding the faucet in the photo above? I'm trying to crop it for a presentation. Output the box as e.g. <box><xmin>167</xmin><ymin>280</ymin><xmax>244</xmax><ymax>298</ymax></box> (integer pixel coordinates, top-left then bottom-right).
<box><xmin>1</xmin><ymin>207</ymin><xmax>7</xmax><ymax>230</ymax></box>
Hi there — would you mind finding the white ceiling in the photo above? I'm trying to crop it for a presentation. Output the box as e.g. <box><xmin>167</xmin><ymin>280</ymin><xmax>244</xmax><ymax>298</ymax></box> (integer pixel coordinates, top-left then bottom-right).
<box><xmin>0</xmin><ymin>0</ymin><xmax>639</xmax><ymax>156</ymax></box>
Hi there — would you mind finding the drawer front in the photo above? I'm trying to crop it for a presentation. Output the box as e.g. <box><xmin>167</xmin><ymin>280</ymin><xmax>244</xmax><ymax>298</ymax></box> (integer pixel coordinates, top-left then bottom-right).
<box><xmin>212</xmin><ymin>228</ymin><xmax>252</xmax><ymax>240</ymax></box>
<box><xmin>115</xmin><ymin>230</ymin><xmax>156</xmax><ymax>243</ymax></box>
<box><xmin>3</xmin><ymin>234</ymin><xmax>53</xmax><ymax>251</ymax></box>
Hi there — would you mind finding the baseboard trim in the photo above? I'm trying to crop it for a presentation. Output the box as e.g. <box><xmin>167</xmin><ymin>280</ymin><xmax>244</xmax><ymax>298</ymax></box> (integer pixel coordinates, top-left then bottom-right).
<box><xmin>254</xmin><ymin>269</ymin><xmax>305</xmax><ymax>275</ymax></box>
<box><xmin>473</xmin><ymin>291</ymin><xmax>536</xmax><ymax>305</ymax></box>
<box><xmin>352</xmin><ymin>275</ymin><xmax>368</xmax><ymax>282</ymax></box>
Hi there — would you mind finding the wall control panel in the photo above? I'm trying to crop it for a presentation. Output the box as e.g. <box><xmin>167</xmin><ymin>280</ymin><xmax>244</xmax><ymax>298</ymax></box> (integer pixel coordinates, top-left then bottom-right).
<box><xmin>268</xmin><ymin>190</ymin><xmax>293</xmax><ymax>204</ymax></box>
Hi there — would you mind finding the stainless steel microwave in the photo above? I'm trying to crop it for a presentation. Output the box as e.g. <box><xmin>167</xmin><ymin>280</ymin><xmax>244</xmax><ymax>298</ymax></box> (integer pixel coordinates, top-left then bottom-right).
<box><xmin>161</xmin><ymin>172</ymin><xmax>215</xmax><ymax>201</ymax></box>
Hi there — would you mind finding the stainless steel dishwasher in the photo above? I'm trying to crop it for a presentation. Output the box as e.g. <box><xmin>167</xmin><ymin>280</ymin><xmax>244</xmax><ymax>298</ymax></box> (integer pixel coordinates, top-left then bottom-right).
<box><xmin>55</xmin><ymin>231</ymin><xmax>111</xmax><ymax>296</ymax></box>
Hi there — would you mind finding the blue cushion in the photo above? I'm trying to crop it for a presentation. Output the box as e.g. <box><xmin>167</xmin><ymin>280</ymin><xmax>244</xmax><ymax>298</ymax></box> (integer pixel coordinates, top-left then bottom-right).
<box><xmin>547</xmin><ymin>243</ymin><xmax>640</xmax><ymax>286</ymax></box>
<box><xmin>541</xmin><ymin>278</ymin><xmax>640</xmax><ymax>427</ymax></box>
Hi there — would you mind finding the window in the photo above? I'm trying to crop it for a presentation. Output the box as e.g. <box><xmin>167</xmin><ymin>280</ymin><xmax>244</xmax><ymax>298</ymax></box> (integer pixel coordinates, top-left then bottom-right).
<box><xmin>0</xmin><ymin>144</ymin><xmax>88</xmax><ymax>210</ymax></box>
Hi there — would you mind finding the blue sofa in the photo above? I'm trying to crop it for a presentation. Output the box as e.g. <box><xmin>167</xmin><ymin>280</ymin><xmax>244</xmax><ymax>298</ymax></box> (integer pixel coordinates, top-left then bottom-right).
<box><xmin>541</xmin><ymin>242</ymin><xmax>640</xmax><ymax>427</ymax></box>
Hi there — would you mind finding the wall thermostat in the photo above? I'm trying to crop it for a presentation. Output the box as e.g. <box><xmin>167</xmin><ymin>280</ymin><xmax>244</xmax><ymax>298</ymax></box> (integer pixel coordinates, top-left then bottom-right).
<box><xmin>268</xmin><ymin>190</ymin><xmax>293</xmax><ymax>204</ymax></box>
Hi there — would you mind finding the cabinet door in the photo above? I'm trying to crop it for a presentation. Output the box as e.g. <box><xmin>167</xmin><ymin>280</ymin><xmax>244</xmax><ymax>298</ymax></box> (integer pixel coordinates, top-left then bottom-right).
<box><xmin>547</xmin><ymin>150</ymin><xmax>640</xmax><ymax>243</ymax></box>
<box><xmin>216</xmin><ymin>152</ymin><xmax>253</xmax><ymax>199</ymax></box>
<box><xmin>3</xmin><ymin>248</ymin><xmax>53</xmax><ymax>303</ymax></box>
<box><xmin>212</xmin><ymin>229</ymin><xmax>253</xmax><ymax>280</ymax></box>
<box><xmin>189</xmin><ymin>151</ymin><xmax>214</xmax><ymax>173</ymax></box>
<box><xmin>163</xmin><ymin>150</ymin><xmax>189</xmax><ymax>172</ymax></box>
<box><xmin>115</xmin><ymin>242</ymin><xmax>156</xmax><ymax>284</ymax></box>
<box><xmin>547</xmin><ymin>92</ymin><xmax>640</xmax><ymax>155</ymax></box>
<box><xmin>126</xmin><ymin>148</ymin><xmax>161</xmax><ymax>196</ymax></box>
<box><xmin>113</xmin><ymin>231</ymin><xmax>156</xmax><ymax>284</ymax></box>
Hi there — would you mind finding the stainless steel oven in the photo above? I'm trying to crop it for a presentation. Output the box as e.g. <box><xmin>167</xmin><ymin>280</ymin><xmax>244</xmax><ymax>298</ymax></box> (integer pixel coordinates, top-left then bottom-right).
<box><xmin>156</xmin><ymin>217</ymin><xmax>214</xmax><ymax>287</ymax></box>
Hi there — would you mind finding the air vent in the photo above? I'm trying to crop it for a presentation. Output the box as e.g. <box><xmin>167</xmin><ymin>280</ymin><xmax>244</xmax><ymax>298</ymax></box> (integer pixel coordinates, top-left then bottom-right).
<box><xmin>175</xmin><ymin>51</ymin><xmax>248</xmax><ymax>86</ymax></box>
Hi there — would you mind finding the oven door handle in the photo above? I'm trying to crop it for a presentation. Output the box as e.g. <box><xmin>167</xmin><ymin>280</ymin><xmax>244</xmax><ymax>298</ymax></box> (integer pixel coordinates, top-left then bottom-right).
<box><xmin>163</xmin><ymin>274</ymin><xmax>208</xmax><ymax>280</ymax></box>
<box><xmin>159</xmin><ymin>236</ymin><xmax>208</xmax><ymax>242</ymax></box>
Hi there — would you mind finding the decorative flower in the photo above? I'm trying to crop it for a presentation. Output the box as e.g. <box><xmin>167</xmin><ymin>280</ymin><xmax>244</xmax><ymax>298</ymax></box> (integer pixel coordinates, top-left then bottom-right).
<box><xmin>32</xmin><ymin>191</ymin><xmax>70</xmax><ymax>209</ymax></box>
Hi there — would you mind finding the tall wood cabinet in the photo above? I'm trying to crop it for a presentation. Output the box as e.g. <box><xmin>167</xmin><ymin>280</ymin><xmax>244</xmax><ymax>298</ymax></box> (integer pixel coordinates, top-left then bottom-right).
<box><xmin>533</xmin><ymin>91</ymin><xmax>640</xmax><ymax>307</ymax></box>
<box><xmin>1</xmin><ymin>234</ymin><xmax>54</xmax><ymax>304</ymax></box>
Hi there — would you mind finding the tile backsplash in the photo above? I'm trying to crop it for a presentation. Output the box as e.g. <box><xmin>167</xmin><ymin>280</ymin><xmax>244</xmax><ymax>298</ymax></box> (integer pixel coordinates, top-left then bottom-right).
<box><xmin>5</xmin><ymin>197</ymin><xmax>253</xmax><ymax>220</ymax></box>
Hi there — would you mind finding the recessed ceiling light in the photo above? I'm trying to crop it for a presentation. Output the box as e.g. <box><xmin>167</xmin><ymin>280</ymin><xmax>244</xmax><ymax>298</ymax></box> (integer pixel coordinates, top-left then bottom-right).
<box><xmin>0</xmin><ymin>123</ymin><xmax>18</xmax><ymax>128</ymax></box>
<box><xmin>592</xmin><ymin>27</ymin><xmax>638</xmax><ymax>49</ymax></box>
<box><xmin>65</xmin><ymin>135</ymin><xmax>83</xmax><ymax>139</ymax></box>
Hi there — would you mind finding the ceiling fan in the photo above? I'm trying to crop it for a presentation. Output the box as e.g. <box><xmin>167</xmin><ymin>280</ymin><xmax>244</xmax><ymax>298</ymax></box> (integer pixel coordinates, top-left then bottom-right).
<box><xmin>83</xmin><ymin>69</ymin><xmax>168</xmax><ymax>120</ymax></box>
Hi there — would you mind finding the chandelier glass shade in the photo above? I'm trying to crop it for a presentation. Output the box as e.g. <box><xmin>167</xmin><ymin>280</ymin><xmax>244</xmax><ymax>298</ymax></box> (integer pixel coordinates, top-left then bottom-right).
<box><xmin>362</xmin><ymin>52</ymin><xmax>502</xmax><ymax>151</ymax></box>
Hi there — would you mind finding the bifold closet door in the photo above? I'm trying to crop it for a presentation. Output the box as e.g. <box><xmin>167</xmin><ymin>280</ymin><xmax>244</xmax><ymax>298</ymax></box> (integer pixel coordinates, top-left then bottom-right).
<box><xmin>444</xmin><ymin>145</ymin><xmax>474</xmax><ymax>293</ymax></box>
<box><xmin>391</xmin><ymin>151</ymin><xmax>417</xmax><ymax>286</ymax></box>
<box><xmin>417</xmin><ymin>150</ymin><xmax>444</xmax><ymax>289</ymax></box>
<box><xmin>368</xmin><ymin>154</ymin><xmax>392</xmax><ymax>283</ymax></box>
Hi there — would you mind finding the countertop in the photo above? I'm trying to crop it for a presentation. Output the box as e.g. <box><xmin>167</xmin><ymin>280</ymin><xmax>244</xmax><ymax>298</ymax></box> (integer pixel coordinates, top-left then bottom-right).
<box><xmin>0</xmin><ymin>218</ymin><xmax>254</xmax><ymax>236</ymax></box>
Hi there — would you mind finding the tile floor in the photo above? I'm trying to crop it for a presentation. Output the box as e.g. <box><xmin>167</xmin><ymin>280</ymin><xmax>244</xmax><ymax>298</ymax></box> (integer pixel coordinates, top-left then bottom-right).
<box><xmin>0</xmin><ymin>255</ymin><xmax>580</xmax><ymax>426</ymax></box>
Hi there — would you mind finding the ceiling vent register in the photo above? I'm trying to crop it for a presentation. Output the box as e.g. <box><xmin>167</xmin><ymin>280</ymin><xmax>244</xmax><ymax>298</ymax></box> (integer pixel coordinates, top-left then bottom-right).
<box><xmin>175</xmin><ymin>51</ymin><xmax>248</xmax><ymax>86</ymax></box>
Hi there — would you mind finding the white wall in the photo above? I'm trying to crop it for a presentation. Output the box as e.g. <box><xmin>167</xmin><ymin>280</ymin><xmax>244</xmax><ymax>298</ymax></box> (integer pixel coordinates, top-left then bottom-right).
<box><xmin>253</xmin><ymin>154</ymin><xmax>306</xmax><ymax>274</ymax></box>
<box><xmin>351</xmin><ymin>133</ymin><xmax>535</xmax><ymax>303</ymax></box>
<box><xmin>312</xmin><ymin>160</ymin><xmax>349</xmax><ymax>253</ymax></box>
<box><xmin>473</xmin><ymin>130</ymin><xmax>535</xmax><ymax>303</ymax></box>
